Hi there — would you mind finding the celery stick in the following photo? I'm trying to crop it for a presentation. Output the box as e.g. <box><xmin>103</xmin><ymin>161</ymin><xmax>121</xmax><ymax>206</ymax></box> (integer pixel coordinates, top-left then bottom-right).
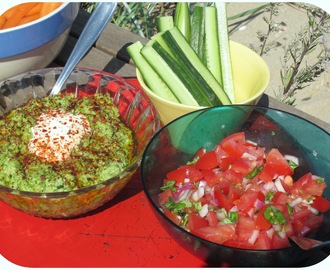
<box><xmin>204</xmin><ymin>6</ymin><xmax>222</xmax><ymax>84</ymax></box>
<box><xmin>174</xmin><ymin>2</ymin><xmax>191</xmax><ymax>42</ymax></box>
<box><xmin>127</xmin><ymin>41</ymin><xmax>179</xmax><ymax>103</ymax></box>
<box><xmin>216</xmin><ymin>2</ymin><xmax>235</xmax><ymax>103</ymax></box>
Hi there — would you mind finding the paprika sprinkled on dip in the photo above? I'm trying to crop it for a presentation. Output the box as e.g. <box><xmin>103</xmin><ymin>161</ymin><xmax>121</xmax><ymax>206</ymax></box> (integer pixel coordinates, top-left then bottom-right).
<box><xmin>0</xmin><ymin>92</ymin><xmax>135</xmax><ymax>193</ymax></box>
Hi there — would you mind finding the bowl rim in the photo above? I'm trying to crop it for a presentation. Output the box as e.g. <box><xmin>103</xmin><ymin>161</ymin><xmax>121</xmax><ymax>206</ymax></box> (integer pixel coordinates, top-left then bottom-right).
<box><xmin>140</xmin><ymin>104</ymin><xmax>330</xmax><ymax>253</ymax></box>
<box><xmin>0</xmin><ymin>3</ymin><xmax>79</xmax><ymax>58</ymax></box>
<box><xmin>0</xmin><ymin>3</ymin><xmax>69</xmax><ymax>33</ymax></box>
<box><xmin>0</xmin><ymin>67</ymin><xmax>160</xmax><ymax>198</ymax></box>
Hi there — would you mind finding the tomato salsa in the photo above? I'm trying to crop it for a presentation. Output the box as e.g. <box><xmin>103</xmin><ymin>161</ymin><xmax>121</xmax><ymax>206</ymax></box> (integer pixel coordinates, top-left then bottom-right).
<box><xmin>159</xmin><ymin>132</ymin><xmax>330</xmax><ymax>250</ymax></box>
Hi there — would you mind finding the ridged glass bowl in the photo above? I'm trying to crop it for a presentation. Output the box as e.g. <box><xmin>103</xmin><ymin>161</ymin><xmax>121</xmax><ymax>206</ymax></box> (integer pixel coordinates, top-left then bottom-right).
<box><xmin>0</xmin><ymin>67</ymin><xmax>161</xmax><ymax>218</ymax></box>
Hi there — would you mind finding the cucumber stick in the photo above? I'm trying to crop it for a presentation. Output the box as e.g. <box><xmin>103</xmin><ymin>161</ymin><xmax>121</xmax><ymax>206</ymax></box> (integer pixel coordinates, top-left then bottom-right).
<box><xmin>141</xmin><ymin>43</ymin><xmax>199</xmax><ymax>106</ymax></box>
<box><xmin>126</xmin><ymin>41</ymin><xmax>179</xmax><ymax>103</ymax></box>
<box><xmin>156</xmin><ymin>16</ymin><xmax>173</xmax><ymax>33</ymax></box>
<box><xmin>174</xmin><ymin>2</ymin><xmax>191</xmax><ymax>42</ymax></box>
<box><xmin>162</xmin><ymin>27</ymin><xmax>231</xmax><ymax>105</ymax></box>
<box><xmin>204</xmin><ymin>6</ymin><xmax>222</xmax><ymax>84</ymax></box>
<box><xmin>190</xmin><ymin>5</ymin><xmax>205</xmax><ymax>63</ymax></box>
<box><xmin>216</xmin><ymin>2</ymin><xmax>235</xmax><ymax>103</ymax></box>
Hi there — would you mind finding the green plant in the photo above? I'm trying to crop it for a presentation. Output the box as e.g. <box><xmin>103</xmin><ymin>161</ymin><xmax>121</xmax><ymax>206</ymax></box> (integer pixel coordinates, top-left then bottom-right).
<box><xmin>277</xmin><ymin>3</ymin><xmax>330</xmax><ymax>104</ymax></box>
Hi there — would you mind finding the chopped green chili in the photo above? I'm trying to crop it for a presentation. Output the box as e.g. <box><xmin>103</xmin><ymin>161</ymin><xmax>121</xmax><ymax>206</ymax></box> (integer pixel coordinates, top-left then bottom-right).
<box><xmin>265</xmin><ymin>191</ymin><xmax>275</xmax><ymax>202</ymax></box>
<box><xmin>246</xmin><ymin>166</ymin><xmax>263</xmax><ymax>179</ymax></box>
<box><xmin>263</xmin><ymin>205</ymin><xmax>287</xmax><ymax>225</ymax></box>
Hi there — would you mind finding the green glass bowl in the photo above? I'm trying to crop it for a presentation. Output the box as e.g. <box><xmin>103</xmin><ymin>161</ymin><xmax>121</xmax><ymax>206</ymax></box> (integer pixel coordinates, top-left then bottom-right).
<box><xmin>141</xmin><ymin>105</ymin><xmax>330</xmax><ymax>267</ymax></box>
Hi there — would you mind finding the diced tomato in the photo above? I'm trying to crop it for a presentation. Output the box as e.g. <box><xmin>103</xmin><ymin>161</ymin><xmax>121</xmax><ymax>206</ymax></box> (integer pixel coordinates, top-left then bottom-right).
<box><xmin>291</xmin><ymin>173</ymin><xmax>327</xmax><ymax>198</ymax></box>
<box><xmin>159</xmin><ymin>189</ymin><xmax>173</xmax><ymax>205</ymax></box>
<box><xmin>230</xmin><ymin>158</ymin><xmax>256</xmax><ymax>177</ymax></box>
<box><xmin>303</xmin><ymin>214</ymin><xmax>323</xmax><ymax>232</ymax></box>
<box><xmin>265</xmin><ymin>149</ymin><xmax>293</xmax><ymax>176</ymax></box>
<box><xmin>166</xmin><ymin>165</ymin><xmax>203</xmax><ymax>185</ymax></box>
<box><xmin>254</xmin><ymin>231</ymin><xmax>272</xmax><ymax>250</ymax></box>
<box><xmin>198</xmin><ymin>193</ymin><xmax>214</xmax><ymax>205</ymax></box>
<box><xmin>166</xmin><ymin>167</ymin><xmax>186</xmax><ymax>184</ymax></box>
<box><xmin>195</xmin><ymin>150</ymin><xmax>218</xmax><ymax>170</ymax></box>
<box><xmin>194</xmin><ymin>147</ymin><xmax>207</xmax><ymax>159</ymax></box>
<box><xmin>220</xmin><ymin>132</ymin><xmax>246</xmax><ymax>146</ymax></box>
<box><xmin>237</xmin><ymin>215</ymin><xmax>256</xmax><ymax>241</ymax></box>
<box><xmin>187</xmin><ymin>213</ymin><xmax>209</xmax><ymax>230</ymax></box>
<box><xmin>292</xmin><ymin>212</ymin><xmax>323</xmax><ymax>237</ymax></box>
<box><xmin>223</xmin><ymin>168</ymin><xmax>243</xmax><ymax>184</ymax></box>
<box><xmin>193</xmin><ymin>224</ymin><xmax>236</xmax><ymax>244</ymax></box>
<box><xmin>246</xmin><ymin>145</ymin><xmax>266</xmax><ymax>162</ymax></box>
<box><xmin>249</xmin><ymin>114</ymin><xmax>278</xmax><ymax>131</ymax></box>
<box><xmin>271</xmin><ymin>234</ymin><xmax>290</xmax><ymax>249</ymax></box>
<box><xmin>214</xmin><ymin>188</ymin><xmax>232</xmax><ymax>212</ymax></box>
<box><xmin>312</xmin><ymin>195</ymin><xmax>330</xmax><ymax>212</ymax></box>
<box><xmin>159</xmin><ymin>131</ymin><xmax>328</xmax><ymax>252</ymax></box>
<box><xmin>259</xmin><ymin>163</ymin><xmax>277</xmax><ymax>183</ymax></box>
<box><xmin>214</xmin><ymin>182</ymin><xmax>240</xmax><ymax>211</ymax></box>
<box><xmin>206</xmin><ymin>211</ymin><xmax>219</xmax><ymax>227</ymax></box>
<box><xmin>291</xmin><ymin>205</ymin><xmax>311</xmax><ymax>223</ymax></box>
<box><xmin>224</xmin><ymin>239</ymin><xmax>256</xmax><ymax>250</ymax></box>
<box><xmin>234</xmin><ymin>191</ymin><xmax>261</xmax><ymax>214</ymax></box>
<box><xmin>218</xmin><ymin>156</ymin><xmax>236</xmax><ymax>171</ymax></box>
<box><xmin>163</xmin><ymin>209</ymin><xmax>182</xmax><ymax>226</ymax></box>
<box><xmin>272</xmin><ymin>192</ymin><xmax>289</xmax><ymax>205</ymax></box>
<box><xmin>219</xmin><ymin>132</ymin><xmax>247</xmax><ymax>159</ymax></box>
<box><xmin>201</xmin><ymin>169</ymin><xmax>221</xmax><ymax>187</ymax></box>
<box><xmin>245</xmin><ymin>180</ymin><xmax>263</xmax><ymax>193</ymax></box>
<box><xmin>255</xmin><ymin>205</ymin><xmax>272</xmax><ymax>230</ymax></box>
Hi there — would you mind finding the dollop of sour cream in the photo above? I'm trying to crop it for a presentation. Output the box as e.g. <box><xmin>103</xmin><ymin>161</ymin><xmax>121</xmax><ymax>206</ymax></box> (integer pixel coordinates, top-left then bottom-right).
<box><xmin>28</xmin><ymin>110</ymin><xmax>91</xmax><ymax>163</ymax></box>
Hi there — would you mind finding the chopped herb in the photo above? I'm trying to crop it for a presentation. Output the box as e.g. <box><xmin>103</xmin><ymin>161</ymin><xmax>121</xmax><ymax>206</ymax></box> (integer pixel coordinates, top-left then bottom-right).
<box><xmin>315</xmin><ymin>178</ymin><xmax>325</xmax><ymax>184</ymax></box>
<box><xmin>265</xmin><ymin>191</ymin><xmax>275</xmax><ymax>202</ymax></box>
<box><xmin>186</xmin><ymin>156</ymin><xmax>199</xmax><ymax>165</ymax></box>
<box><xmin>164</xmin><ymin>197</ymin><xmax>191</xmax><ymax>214</ymax></box>
<box><xmin>193</xmin><ymin>201</ymin><xmax>202</xmax><ymax>211</ymax></box>
<box><xmin>287</xmin><ymin>160</ymin><xmax>299</xmax><ymax>170</ymax></box>
<box><xmin>181</xmin><ymin>212</ymin><xmax>189</xmax><ymax>226</ymax></box>
<box><xmin>222</xmin><ymin>211</ymin><xmax>238</xmax><ymax>224</ymax></box>
<box><xmin>307</xmin><ymin>196</ymin><xmax>315</xmax><ymax>203</ymax></box>
<box><xmin>246</xmin><ymin>166</ymin><xmax>263</xmax><ymax>179</ymax></box>
<box><xmin>286</xmin><ymin>203</ymin><xmax>293</xmax><ymax>215</ymax></box>
<box><xmin>160</xmin><ymin>180</ymin><xmax>177</xmax><ymax>192</ymax></box>
<box><xmin>263</xmin><ymin>205</ymin><xmax>287</xmax><ymax>225</ymax></box>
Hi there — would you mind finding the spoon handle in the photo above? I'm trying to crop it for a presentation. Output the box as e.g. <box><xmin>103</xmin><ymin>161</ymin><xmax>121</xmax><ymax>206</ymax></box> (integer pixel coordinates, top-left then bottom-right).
<box><xmin>50</xmin><ymin>2</ymin><xmax>117</xmax><ymax>96</ymax></box>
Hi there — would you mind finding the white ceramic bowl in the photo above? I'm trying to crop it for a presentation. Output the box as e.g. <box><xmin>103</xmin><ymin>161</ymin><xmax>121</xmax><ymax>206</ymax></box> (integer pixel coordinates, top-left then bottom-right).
<box><xmin>0</xmin><ymin>3</ymin><xmax>79</xmax><ymax>81</ymax></box>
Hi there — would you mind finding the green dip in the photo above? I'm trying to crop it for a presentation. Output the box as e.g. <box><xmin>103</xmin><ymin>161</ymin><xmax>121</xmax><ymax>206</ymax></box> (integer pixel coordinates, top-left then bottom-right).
<box><xmin>0</xmin><ymin>93</ymin><xmax>135</xmax><ymax>193</ymax></box>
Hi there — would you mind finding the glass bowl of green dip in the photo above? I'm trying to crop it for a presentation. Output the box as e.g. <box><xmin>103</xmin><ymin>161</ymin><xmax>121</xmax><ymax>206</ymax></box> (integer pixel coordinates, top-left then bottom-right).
<box><xmin>0</xmin><ymin>67</ymin><xmax>161</xmax><ymax>218</ymax></box>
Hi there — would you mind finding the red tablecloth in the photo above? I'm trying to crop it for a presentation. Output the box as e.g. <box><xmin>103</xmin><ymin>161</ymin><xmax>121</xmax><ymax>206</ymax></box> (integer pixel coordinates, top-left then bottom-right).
<box><xmin>0</xmin><ymin>169</ymin><xmax>205</xmax><ymax>267</ymax></box>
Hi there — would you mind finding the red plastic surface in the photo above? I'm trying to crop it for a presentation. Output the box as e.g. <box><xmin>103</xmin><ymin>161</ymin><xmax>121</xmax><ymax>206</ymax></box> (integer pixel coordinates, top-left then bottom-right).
<box><xmin>0</xmin><ymin>169</ymin><xmax>205</xmax><ymax>267</ymax></box>
<box><xmin>0</xmin><ymin>78</ymin><xmax>204</xmax><ymax>268</ymax></box>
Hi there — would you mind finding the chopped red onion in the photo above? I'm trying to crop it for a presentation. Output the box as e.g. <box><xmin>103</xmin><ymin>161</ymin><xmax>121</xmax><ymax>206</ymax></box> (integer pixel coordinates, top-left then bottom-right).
<box><xmin>248</xmin><ymin>230</ymin><xmax>260</xmax><ymax>244</ymax></box>
<box><xmin>199</xmin><ymin>204</ymin><xmax>209</xmax><ymax>218</ymax></box>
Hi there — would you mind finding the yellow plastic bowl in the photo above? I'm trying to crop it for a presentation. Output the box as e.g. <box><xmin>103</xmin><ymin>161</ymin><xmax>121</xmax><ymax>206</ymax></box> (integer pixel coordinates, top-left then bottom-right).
<box><xmin>137</xmin><ymin>41</ymin><xmax>270</xmax><ymax>125</ymax></box>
